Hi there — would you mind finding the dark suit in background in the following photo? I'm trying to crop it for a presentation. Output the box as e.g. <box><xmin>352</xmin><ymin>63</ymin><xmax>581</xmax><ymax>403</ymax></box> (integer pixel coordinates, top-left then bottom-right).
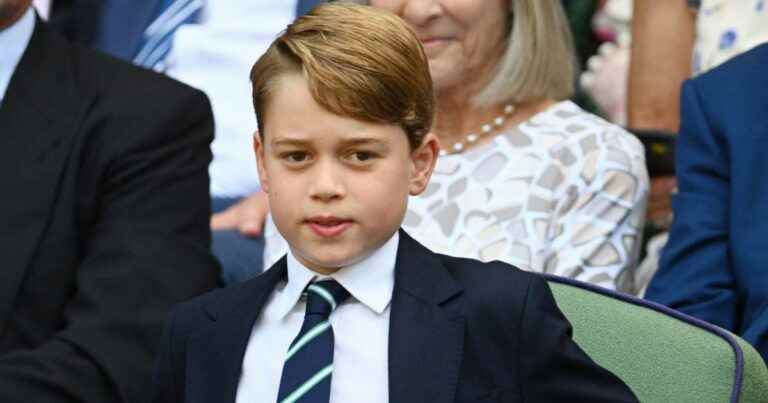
<box><xmin>152</xmin><ymin>231</ymin><xmax>638</xmax><ymax>403</ymax></box>
<box><xmin>0</xmin><ymin>16</ymin><xmax>218</xmax><ymax>402</ymax></box>
<box><xmin>48</xmin><ymin>0</ymin><xmax>327</xmax><ymax>285</ymax></box>
<box><xmin>646</xmin><ymin>44</ymin><xmax>768</xmax><ymax>362</ymax></box>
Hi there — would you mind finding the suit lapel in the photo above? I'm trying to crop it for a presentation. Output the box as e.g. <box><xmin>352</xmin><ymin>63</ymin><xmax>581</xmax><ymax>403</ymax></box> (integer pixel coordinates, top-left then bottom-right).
<box><xmin>0</xmin><ymin>18</ymin><xmax>89</xmax><ymax>330</ymax></box>
<box><xmin>389</xmin><ymin>231</ymin><xmax>466</xmax><ymax>403</ymax></box>
<box><xmin>186</xmin><ymin>259</ymin><xmax>287</xmax><ymax>403</ymax></box>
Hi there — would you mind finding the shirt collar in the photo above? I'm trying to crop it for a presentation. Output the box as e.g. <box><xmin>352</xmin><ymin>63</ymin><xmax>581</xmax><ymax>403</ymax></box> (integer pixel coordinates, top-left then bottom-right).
<box><xmin>0</xmin><ymin>7</ymin><xmax>35</xmax><ymax>103</ymax></box>
<box><xmin>276</xmin><ymin>231</ymin><xmax>399</xmax><ymax>318</ymax></box>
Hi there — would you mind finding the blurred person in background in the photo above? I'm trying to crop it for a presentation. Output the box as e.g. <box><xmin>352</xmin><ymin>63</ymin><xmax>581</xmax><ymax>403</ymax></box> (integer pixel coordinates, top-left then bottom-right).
<box><xmin>263</xmin><ymin>0</ymin><xmax>650</xmax><ymax>293</ymax></box>
<box><xmin>627</xmin><ymin>0</ymin><xmax>768</xmax><ymax>294</ymax></box>
<box><xmin>0</xmin><ymin>0</ymin><xmax>218</xmax><ymax>401</ymax></box>
<box><xmin>41</xmin><ymin>0</ymin><xmax>324</xmax><ymax>285</ymax></box>
<box><xmin>644</xmin><ymin>43</ymin><xmax>768</xmax><ymax>363</ymax></box>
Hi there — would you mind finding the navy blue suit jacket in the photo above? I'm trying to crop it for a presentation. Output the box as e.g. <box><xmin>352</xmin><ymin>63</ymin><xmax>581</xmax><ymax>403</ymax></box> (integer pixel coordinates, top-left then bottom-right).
<box><xmin>646</xmin><ymin>44</ymin><xmax>768</xmax><ymax>361</ymax></box>
<box><xmin>152</xmin><ymin>230</ymin><xmax>637</xmax><ymax>402</ymax></box>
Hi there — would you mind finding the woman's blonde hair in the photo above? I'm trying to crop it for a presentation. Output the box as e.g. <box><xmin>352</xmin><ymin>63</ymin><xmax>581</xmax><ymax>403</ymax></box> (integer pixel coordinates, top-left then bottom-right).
<box><xmin>250</xmin><ymin>3</ymin><xmax>434</xmax><ymax>149</ymax></box>
<box><xmin>340</xmin><ymin>0</ymin><xmax>575</xmax><ymax>106</ymax></box>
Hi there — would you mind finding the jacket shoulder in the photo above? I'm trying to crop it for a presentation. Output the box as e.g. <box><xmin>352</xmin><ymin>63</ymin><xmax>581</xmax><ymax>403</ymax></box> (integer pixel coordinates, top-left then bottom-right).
<box><xmin>682</xmin><ymin>43</ymin><xmax>768</xmax><ymax>141</ymax></box>
<box><xmin>37</xmin><ymin>25</ymin><xmax>212</xmax><ymax>127</ymax></box>
<box><xmin>166</xmin><ymin>287</ymin><xmax>228</xmax><ymax>337</ymax></box>
<box><xmin>66</xmin><ymin>39</ymin><xmax>204</xmax><ymax>102</ymax></box>
<box><xmin>437</xmin><ymin>254</ymin><xmax>541</xmax><ymax>310</ymax></box>
<box><xmin>51</xmin><ymin>32</ymin><xmax>214</xmax><ymax>147</ymax></box>
<box><xmin>690</xmin><ymin>43</ymin><xmax>768</xmax><ymax>98</ymax></box>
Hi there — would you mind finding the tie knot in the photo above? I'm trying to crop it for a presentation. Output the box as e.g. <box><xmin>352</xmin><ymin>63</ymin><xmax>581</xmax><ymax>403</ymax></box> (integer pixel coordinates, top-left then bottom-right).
<box><xmin>305</xmin><ymin>280</ymin><xmax>350</xmax><ymax>317</ymax></box>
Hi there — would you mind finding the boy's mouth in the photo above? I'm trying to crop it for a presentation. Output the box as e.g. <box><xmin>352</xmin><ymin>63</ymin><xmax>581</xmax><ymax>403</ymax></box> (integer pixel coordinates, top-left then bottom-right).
<box><xmin>305</xmin><ymin>216</ymin><xmax>353</xmax><ymax>238</ymax></box>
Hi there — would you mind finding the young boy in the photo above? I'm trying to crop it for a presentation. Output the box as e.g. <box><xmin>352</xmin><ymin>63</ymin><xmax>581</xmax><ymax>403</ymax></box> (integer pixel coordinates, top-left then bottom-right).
<box><xmin>152</xmin><ymin>4</ymin><xmax>638</xmax><ymax>403</ymax></box>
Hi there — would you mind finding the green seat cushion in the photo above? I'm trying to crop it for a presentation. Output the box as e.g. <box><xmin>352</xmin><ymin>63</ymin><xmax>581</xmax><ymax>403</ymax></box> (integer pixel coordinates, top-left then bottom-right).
<box><xmin>545</xmin><ymin>275</ymin><xmax>768</xmax><ymax>403</ymax></box>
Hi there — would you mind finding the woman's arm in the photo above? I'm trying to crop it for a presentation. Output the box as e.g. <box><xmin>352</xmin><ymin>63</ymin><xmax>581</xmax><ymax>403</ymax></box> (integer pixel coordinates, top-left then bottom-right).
<box><xmin>627</xmin><ymin>0</ymin><xmax>696</xmax><ymax>132</ymax></box>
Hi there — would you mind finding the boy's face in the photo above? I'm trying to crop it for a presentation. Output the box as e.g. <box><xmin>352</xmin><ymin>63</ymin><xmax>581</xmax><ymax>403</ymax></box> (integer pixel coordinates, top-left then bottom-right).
<box><xmin>255</xmin><ymin>73</ymin><xmax>438</xmax><ymax>274</ymax></box>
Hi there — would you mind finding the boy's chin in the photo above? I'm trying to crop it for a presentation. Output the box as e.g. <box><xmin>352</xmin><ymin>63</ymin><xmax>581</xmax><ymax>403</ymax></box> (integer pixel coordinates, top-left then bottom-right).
<box><xmin>300</xmin><ymin>250</ymin><xmax>371</xmax><ymax>275</ymax></box>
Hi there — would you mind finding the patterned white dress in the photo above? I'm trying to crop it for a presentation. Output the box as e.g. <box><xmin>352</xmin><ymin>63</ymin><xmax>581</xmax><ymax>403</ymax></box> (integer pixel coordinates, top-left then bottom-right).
<box><xmin>262</xmin><ymin>101</ymin><xmax>650</xmax><ymax>293</ymax></box>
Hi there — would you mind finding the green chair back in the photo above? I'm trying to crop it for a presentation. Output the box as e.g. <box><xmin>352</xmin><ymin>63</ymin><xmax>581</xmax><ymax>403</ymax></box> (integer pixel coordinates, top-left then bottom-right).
<box><xmin>545</xmin><ymin>275</ymin><xmax>768</xmax><ymax>403</ymax></box>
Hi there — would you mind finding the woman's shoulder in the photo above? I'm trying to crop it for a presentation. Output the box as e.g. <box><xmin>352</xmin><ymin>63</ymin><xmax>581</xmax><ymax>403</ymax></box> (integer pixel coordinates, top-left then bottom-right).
<box><xmin>523</xmin><ymin>101</ymin><xmax>635</xmax><ymax>136</ymax></box>
<box><xmin>520</xmin><ymin>100</ymin><xmax>644</xmax><ymax>160</ymax></box>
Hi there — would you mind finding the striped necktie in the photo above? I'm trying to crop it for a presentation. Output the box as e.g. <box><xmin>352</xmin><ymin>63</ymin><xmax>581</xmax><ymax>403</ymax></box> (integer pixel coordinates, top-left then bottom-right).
<box><xmin>133</xmin><ymin>0</ymin><xmax>204</xmax><ymax>71</ymax></box>
<box><xmin>277</xmin><ymin>279</ymin><xmax>350</xmax><ymax>403</ymax></box>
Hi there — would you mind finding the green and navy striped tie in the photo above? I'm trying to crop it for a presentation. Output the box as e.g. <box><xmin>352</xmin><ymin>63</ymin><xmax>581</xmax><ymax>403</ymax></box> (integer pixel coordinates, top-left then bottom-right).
<box><xmin>276</xmin><ymin>279</ymin><xmax>350</xmax><ymax>403</ymax></box>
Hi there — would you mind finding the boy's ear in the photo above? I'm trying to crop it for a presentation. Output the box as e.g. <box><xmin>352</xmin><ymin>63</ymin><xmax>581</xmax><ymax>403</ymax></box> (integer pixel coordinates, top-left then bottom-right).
<box><xmin>409</xmin><ymin>132</ymin><xmax>440</xmax><ymax>196</ymax></box>
<box><xmin>253</xmin><ymin>133</ymin><xmax>270</xmax><ymax>194</ymax></box>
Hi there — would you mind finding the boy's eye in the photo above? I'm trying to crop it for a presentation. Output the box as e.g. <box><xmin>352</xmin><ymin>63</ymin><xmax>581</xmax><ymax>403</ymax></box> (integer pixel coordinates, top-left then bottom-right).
<box><xmin>283</xmin><ymin>151</ymin><xmax>309</xmax><ymax>163</ymax></box>
<box><xmin>354</xmin><ymin>152</ymin><xmax>372</xmax><ymax>161</ymax></box>
<box><xmin>348</xmin><ymin>151</ymin><xmax>377</xmax><ymax>163</ymax></box>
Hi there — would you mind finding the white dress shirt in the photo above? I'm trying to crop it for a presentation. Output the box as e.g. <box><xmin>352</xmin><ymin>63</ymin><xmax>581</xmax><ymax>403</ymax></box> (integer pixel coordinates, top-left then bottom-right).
<box><xmin>164</xmin><ymin>1</ymin><xmax>297</xmax><ymax>198</ymax></box>
<box><xmin>235</xmin><ymin>232</ymin><xmax>397</xmax><ymax>403</ymax></box>
<box><xmin>32</xmin><ymin>0</ymin><xmax>51</xmax><ymax>20</ymax></box>
<box><xmin>0</xmin><ymin>7</ymin><xmax>35</xmax><ymax>104</ymax></box>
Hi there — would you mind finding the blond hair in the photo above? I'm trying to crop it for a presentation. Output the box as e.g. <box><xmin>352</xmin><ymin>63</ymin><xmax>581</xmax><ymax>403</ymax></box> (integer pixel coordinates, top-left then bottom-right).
<box><xmin>250</xmin><ymin>3</ymin><xmax>434</xmax><ymax>149</ymax></box>
<box><xmin>340</xmin><ymin>0</ymin><xmax>575</xmax><ymax>106</ymax></box>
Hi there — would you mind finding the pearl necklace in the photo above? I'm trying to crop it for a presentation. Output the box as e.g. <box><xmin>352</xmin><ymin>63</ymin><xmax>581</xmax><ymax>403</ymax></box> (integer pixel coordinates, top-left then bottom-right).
<box><xmin>439</xmin><ymin>104</ymin><xmax>516</xmax><ymax>156</ymax></box>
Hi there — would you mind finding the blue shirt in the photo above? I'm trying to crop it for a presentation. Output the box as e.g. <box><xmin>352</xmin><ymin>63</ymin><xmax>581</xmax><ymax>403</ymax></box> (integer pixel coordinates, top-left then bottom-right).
<box><xmin>0</xmin><ymin>7</ymin><xmax>35</xmax><ymax>104</ymax></box>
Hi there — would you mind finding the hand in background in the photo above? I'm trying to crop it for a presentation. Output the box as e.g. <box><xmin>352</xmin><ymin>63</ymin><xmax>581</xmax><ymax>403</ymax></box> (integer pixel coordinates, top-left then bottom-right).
<box><xmin>210</xmin><ymin>191</ymin><xmax>269</xmax><ymax>237</ymax></box>
<box><xmin>647</xmin><ymin>176</ymin><xmax>677</xmax><ymax>230</ymax></box>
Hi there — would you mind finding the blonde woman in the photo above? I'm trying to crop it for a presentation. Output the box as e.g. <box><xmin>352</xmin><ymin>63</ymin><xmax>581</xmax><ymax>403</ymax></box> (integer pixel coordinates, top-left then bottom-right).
<box><xmin>264</xmin><ymin>0</ymin><xmax>649</xmax><ymax>293</ymax></box>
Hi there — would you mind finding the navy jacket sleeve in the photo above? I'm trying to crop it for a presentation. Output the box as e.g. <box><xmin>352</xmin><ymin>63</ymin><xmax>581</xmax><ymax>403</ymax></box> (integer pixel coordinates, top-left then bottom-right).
<box><xmin>518</xmin><ymin>276</ymin><xmax>639</xmax><ymax>402</ymax></box>
<box><xmin>645</xmin><ymin>79</ymin><xmax>738</xmax><ymax>331</ymax></box>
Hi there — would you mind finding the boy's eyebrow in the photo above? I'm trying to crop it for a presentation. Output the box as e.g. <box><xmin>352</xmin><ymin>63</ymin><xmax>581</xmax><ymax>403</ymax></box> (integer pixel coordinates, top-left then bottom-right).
<box><xmin>270</xmin><ymin>137</ymin><xmax>390</xmax><ymax>148</ymax></box>
<box><xmin>339</xmin><ymin>137</ymin><xmax>389</xmax><ymax>147</ymax></box>
<box><xmin>270</xmin><ymin>138</ymin><xmax>310</xmax><ymax>148</ymax></box>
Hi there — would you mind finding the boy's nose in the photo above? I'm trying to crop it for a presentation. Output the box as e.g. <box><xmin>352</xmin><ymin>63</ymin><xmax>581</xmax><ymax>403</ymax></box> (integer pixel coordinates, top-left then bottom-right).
<box><xmin>308</xmin><ymin>161</ymin><xmax>346</xmax><ymax>202</ymax></box>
